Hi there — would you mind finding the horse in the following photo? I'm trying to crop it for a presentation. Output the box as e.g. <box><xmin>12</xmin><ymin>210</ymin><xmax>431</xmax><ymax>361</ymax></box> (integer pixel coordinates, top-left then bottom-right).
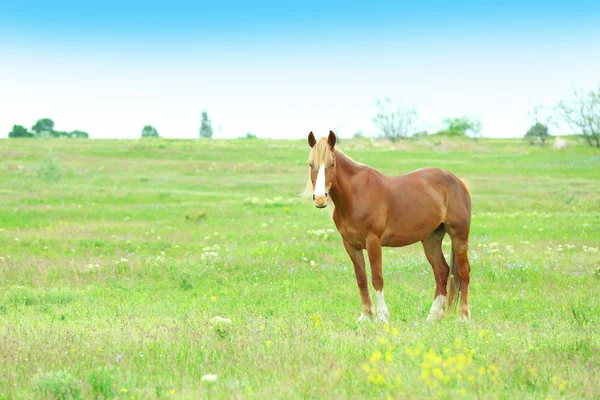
<box><xmin>306</xmin><ymin>131</ymin><xmax>472</xmax><ymax>323</ymax></box>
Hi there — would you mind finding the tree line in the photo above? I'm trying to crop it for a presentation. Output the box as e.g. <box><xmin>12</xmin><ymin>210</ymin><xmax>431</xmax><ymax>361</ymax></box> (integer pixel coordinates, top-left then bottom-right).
<box><xmin>372</xmin><ymin>84</ymin><xmax>600</xmax><ymax>147</ymax></box>
<box><xmin>9</xmin><ymin>84</ymin><xmax>599</xmax><ymax>147</ymax></box>
<box><xmin>9</xmin><ymin>118</ymin><xmax>89</xmax><ymax>139</ymax></box>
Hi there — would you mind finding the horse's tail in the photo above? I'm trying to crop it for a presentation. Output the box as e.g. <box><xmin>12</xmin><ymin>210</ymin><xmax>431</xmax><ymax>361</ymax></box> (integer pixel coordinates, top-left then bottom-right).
<box><xmin>447</xmin><ymin>248</ymin><xmax>461</xmax><ymax>310</ymax></box>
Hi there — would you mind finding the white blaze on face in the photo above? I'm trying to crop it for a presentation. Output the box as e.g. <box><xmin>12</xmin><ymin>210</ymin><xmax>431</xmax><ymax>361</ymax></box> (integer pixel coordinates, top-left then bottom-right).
<box><xmin>314</xmin><ymin>163</ymin><xmax>326</xmax><ymax>196</ymax></box>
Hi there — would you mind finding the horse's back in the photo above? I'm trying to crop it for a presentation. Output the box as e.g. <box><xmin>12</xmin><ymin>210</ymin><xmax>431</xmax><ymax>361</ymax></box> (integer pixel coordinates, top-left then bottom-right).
<box><xmin>390</xmin><ymin>167</ymin><xmax>471</xmax><ymax>222</ymax></box>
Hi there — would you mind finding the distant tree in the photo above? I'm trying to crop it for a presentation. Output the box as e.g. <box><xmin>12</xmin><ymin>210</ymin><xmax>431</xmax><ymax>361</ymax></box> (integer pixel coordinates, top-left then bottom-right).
<box><xmin>199</xmin><ymin>110</ymin><xmax>213</xmax><ymax>138</ymax></box>
<box><xmin>244</xmin><ymin>133</ymin><xmax>257</xmax><ymax>139</ymax></box>
<box><xmin>524</xmin><ymin>122</ymin><xmax>549</xmax><ymax>146</ymax></box>
<box><xmin>439</xmin><ymin>117</ymin><xmax>482</xmax><ymax>139</ymax></box>
<box><xmin>556</xmin><ymin>85</ymin><xmax>600</xmax><ymax>148</ymax></box>
<box><xmin>141</xmin><ymin>125</ymin><xmax>160</xmax><ymax>138</ymax></box>
<box><xmin>372</xmin><ymin>97</ymin><xmax>417</xmax><ymax>142</ymax></box>
<box><xmin>69</xmin><ymin>130</ymin><xmax>89</xmax><ymax>138</ymax></box>
<box><xmin>31</xmin><ymin>118</ymin><xmax>55</xmax><ymax>136</ymax></box>
<box><xmin>412</xmin><ymin>131</ymin><xmax>429</xmax><ymax>138</ymax></box>
<box><xmin>353</xmin><ymin>130</ymin><xmax>365</xmax><ymax>139</ymax></box>
<box><xmin>49</xmin><ymin>130</ymin><xmax>89</xmax><ymax>138</ymax></box>
<box><xmin>8</xmin><ymin>124</ymin><xmax>33</xmax><ymax>138</ymax></box>
<box><xmin>50</xmin><ymin>130</ymin><xmax>69</xmax><ymax>138</ymax></box>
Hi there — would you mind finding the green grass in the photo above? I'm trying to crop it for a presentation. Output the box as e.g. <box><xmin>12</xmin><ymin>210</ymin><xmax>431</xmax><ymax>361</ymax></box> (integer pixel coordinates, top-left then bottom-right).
<box><xmin>0</xmin><ymin>137</ymin><xmax>599</xmax><ymax>399</ymax></box>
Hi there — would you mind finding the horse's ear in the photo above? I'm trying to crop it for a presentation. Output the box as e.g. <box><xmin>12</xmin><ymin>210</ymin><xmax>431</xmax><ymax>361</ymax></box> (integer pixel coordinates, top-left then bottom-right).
<box><xmin>328</xmin><ymin>130</ymin><xmax>337</xmax><ymax>148</ymax></box>
<box><xmin>308</xmin><ymin>131</ymin><xmax>316</xmax><ymax>148</ymax></box>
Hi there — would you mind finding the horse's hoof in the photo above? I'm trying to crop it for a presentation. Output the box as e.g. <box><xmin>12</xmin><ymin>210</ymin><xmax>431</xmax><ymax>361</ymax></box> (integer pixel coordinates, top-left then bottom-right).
<box><xmin>357</xmin><ymin>314</ymin><xmax>373</xmax><ymax>323</ymax></box>
<box><xmin>426</xmin><ymin>311</ymin><xmax>445</xmax><ymax>322</ymax></box>
<box><xmin>457</xmin><ymin>313</ymin><xmax>471</xmax><ymax>322</ymax></box>
<box><xmin>375</xmin><ymin>310</ymin><xmax>389</xmax><ymax>323</ymax></box>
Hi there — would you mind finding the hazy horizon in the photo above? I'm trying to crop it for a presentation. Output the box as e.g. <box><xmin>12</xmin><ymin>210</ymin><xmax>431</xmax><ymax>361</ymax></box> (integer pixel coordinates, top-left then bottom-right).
<box><xmin>1</xmin><ymin>0</ymin><xmax>599</xmax><ymax>140</ymax></box>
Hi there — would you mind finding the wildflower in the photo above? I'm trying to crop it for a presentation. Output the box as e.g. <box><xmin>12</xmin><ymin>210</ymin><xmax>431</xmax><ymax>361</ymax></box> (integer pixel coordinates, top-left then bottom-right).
<box><xmin>211</xmin><ymin>296</ymin><xmax>216</xmax><ymax>302</ymax></box>
<box><xmin>201</xmin><ymin>374</ymin><xmax>218</xmax><ymax>382</ymax></box>
<box><xmin>370</xmin><ymin>350</ymin><xmax>382</xmax><ymax>365</ymax></box>
<box><xmin>311</xmin><ymin>314</ymin><xmax>321</xmax><ymax>327</ymax></box>
<box><xmin>210</xmin><ymin>316</ymin><xmax>232</xmax><ymax>338</ymax></box>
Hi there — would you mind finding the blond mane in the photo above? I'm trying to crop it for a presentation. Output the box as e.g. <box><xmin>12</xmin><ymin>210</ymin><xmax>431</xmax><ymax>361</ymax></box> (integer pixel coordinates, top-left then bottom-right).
<box><xmin>310</xmin><ymin>138</ymin><xmax>336</xmax><ymax>166</ymax></box>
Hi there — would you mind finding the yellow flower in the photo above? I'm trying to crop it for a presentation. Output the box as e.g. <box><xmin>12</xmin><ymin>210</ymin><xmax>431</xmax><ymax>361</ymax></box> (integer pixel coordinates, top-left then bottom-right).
<box><xmin>210</xmin><ymin>296</ymin><xmax>216</xmax><ymax>302</ymax></box>
<box><xmin>120</xmin><ymin>388</ymin><xmax>128</xmax><ymax>393</ymax></box>
<box><xmin>528</xmin><ymin>367</ymin><xmax>538</xmax><ymax>376</ymax></box>
<box><xmin>385</xmin><ymin>351</ymin><xmax>393</xmax><ymax>362</ymax></box>
<box><xmin>169</xmin><ymin>389</ymin><xmax>176</xmax><ymax>395</ymax></box>
<box><xmin>370</xmin><ymin>350</ymin><xmax>382</xmax><ymax>365</ymax></box>
<box><xmin>392</xmin><ymin>327</ymin><xmax>399</xmax><ymax>337</ymax></box>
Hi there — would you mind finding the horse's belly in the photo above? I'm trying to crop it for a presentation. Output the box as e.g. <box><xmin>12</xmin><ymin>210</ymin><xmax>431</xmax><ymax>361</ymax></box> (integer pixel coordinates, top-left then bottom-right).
<box><xmin>381</xmin><ymin>232</ymin><xmax>421</xmax><ymax>247</ymax></box>
<box><xmin>381</xmin><ymin>219</ymin><xmax>441</xmax><ymax>247</ymax></box>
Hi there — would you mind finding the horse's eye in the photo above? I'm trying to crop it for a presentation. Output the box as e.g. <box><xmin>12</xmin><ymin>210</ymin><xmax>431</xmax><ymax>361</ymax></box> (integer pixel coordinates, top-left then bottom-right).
<box><xmin>309</xmin><ymin>163</ymin><xmax>314</xmax><ymax>169</ymax></box>
<box><xmin>331</xmin><ymin>163</ymin><xmax>336</xmax><ymax>168</ymax></box>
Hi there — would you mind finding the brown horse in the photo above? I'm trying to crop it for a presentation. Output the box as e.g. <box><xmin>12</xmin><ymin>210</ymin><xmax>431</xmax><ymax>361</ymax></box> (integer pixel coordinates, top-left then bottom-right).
<box><xmin>306</xmin><ymin>131</ymin><xmax>472</xmax><ymax>323</ymax></box>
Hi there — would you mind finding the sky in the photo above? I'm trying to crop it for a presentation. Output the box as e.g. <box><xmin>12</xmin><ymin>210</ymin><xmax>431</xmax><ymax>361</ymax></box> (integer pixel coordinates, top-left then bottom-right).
<box><xmin>1</xmin><ymin>1</ymin><xmax>599</xmax><ymax>139</ymax></box>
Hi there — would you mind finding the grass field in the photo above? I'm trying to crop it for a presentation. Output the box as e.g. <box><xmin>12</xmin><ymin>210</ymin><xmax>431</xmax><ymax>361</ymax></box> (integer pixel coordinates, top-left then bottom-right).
<box><xmin>1</xmin><ymin>137</ymin><xmax>599</xmax><ymax>399</ymax></box>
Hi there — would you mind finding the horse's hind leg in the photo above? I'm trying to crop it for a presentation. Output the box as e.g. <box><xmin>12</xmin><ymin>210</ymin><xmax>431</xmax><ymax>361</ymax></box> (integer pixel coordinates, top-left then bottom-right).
<box><xmin>446</xmin><ymin>224</ymin><xmax>471</xmax><ymax>321</ymax></box>
<box><xmin>422</xmin><ymin>226</ymin><xmax>450</xmax><ymax>321</ymax></box>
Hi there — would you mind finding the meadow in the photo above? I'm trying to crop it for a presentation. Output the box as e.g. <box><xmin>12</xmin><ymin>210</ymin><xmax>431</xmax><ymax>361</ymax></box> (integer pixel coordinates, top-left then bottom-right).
<box><xmin>0</xmin><ymin>136</ymin><xmax>599</xmax><ymax>399</ymax></box>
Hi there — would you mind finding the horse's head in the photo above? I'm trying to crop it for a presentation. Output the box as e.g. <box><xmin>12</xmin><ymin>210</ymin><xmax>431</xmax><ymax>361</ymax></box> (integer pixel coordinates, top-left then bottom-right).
<box><xmin>307</xmin><ymin>130</ymin><xmax>337</xmax><ymax>208</ymax></box>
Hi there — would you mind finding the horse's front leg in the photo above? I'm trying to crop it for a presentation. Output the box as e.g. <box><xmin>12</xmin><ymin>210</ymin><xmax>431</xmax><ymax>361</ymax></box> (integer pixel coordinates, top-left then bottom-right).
<box><xmin>366</xmin><ymin>235</ymin><xmax>389</xmax><ymax>323</ymax></box>
<box><xmin>343</xmin><ymin>240</ymin><xmax>375</xmax><ymax>322</ymax></box>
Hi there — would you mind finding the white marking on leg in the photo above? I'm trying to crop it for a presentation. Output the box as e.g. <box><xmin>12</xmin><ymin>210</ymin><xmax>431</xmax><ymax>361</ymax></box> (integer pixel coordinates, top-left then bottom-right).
<box><xmin>314</xmin><ymin>164</ymin><xmax>326</xmax><ymax>196</ymax></box>
<box><xmin>426</xmin><ymin>294</ymin><xmax>446</xmax><ymax>321</ymax></box>
<box><xmin>458</xmin><ymin>304</ymin><xmax>471</xmax><ymax>322</ymax></box>
<box><xmin>375</xmin><ymin>290</ymin><xmax>389</xmax><ymax>323</ymax></box>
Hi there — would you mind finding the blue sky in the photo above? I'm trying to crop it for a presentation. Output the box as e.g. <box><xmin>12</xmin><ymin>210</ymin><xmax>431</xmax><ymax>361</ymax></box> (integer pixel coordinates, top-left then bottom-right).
<box><xmin>1</xmin><ymin>1</ymin><xmax>599</xmax><ymax>139</ymax></box>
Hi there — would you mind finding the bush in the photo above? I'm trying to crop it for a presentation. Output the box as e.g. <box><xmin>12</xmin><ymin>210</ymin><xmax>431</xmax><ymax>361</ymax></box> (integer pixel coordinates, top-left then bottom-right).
<box><xmin>32</xmin><ymin>370</ymin><xmax>82</xmax><ymax>399</ymax></box>
<box><xmin>524</xmin><ymin>122</ymin><xmax>549</xmax><ymax>146</ymax></box>
<box><xmin>432</xmin><ymin>129</ymin><xmax>469</xmax><ymax>138</ymax></box>
<box><xmin>8</xmin><ymin>124</ymin><xmax>33</xmax><ymax>138</ymax></box>
<box><xmin>141</xmin><ymin>125</ymin><xmax>160</xmax><ymax>138</ymax></box>
<box><xmin>37</xmin><ymin>153</ymin><xmax>63</xmax><ymax>184</ymax></box>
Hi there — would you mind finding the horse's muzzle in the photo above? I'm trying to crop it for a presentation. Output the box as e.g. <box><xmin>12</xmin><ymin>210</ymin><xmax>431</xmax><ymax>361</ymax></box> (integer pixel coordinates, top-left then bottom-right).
<box><xmin>313</xmin><ymin>193</ymin><xmax>328</xmax><ymax>208</ymax></box>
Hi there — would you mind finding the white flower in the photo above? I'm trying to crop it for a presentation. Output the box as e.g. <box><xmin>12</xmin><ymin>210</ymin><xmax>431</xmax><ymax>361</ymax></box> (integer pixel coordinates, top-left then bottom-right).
<box><xmin>211</xmin><ymin>316</ymin><xmax>232</xmax><ymax>325</ymax></box>
<box><xmin>201</xmin><ymin>374</ymin><xmax>218</xmax><ymax>382</ymax></box>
